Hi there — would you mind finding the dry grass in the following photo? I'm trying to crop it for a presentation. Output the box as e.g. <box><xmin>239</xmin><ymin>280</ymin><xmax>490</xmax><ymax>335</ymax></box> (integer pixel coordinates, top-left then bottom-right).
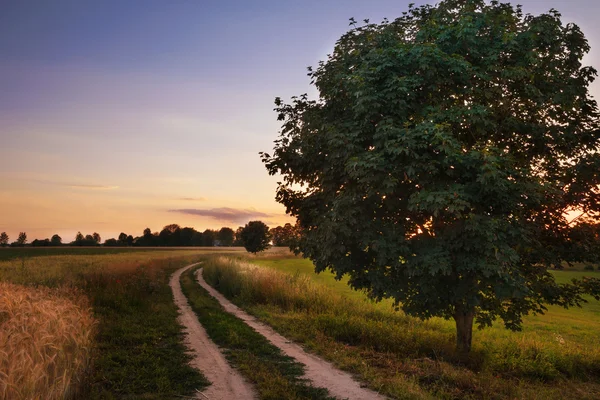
<box><xmin>0</xmin><ymin>282</ymin><xmax>96</xmax><ymax>400</ymax></box>
<box><xmin>245</xmin><ymin>247</ymin><xmax>298</xmax><ymax>260</ymax></box>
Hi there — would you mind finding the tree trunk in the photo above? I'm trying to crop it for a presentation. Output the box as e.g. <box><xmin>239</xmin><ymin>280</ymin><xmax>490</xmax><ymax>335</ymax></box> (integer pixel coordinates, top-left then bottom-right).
<box><xmin>453</xmin><ymin>309</ymin><xmax>475</xmax><ymax>354</ymax></box>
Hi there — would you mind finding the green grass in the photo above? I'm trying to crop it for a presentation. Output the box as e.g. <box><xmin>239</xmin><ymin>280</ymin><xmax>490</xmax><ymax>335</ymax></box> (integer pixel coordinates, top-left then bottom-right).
<box><xmin>250</xmin><ymin>256</ymin><xmax>369</xmax><ymax>301</ymax></box>
<box><xmin>253</xmin><ymin>257</ymin><xmax>600</xmax><ymax>346</ymax></box>
<box><xmin>0</xmin><ymin>247</ymin><xmax>170</xmax><ymax>261</ymax></box>
<box><xmin>180</xmin><ymin>265</ymin><xmax>335</xmax><ymax>400</ymax></box>
<box><xmin>88</xmin><ymin>256</ymin><xmax>210</xmax><ymax>399</ymax></box>
<box><xmin>0</xmin><ymin>250</ymin><xmax>221</xmax><ymax>399</ymax></box>
<box><xmin>203</xmin><ymin>255</ymin><xmax>600</xmax><ymax>400</ymax></box>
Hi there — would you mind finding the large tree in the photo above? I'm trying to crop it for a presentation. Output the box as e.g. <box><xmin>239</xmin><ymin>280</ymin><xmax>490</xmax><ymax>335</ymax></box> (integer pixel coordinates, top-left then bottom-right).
<box><xmin>218</xmin><ymin>227</ymin><xmax>235</xmax><ymax>246</ymax></box>
<box><xmin>92</xmin><ymin>232</ymin><xmax>101</xmax><ymax>245</ymax></box>
<box><xmin>50</xmin><ymin>234</ymin><xmax>62</xmax><ymax>246</ymax></box>
<box><xmin>180</xmin><ymin>227</ymin><xmax>197</xmax><ymax>246</ymax></box>
<box><xmin>0</xmin><ymin>232</ymin><xmax>8</xmax><ymax>247</ymax></box>
<box><xmin>118</xmin><ymin>232</ymin><xmax>129</xmax><ymax>245</ymax></box>
<box><xmin>240</xmin><ymin>221</ymin><xmax>271</xmax><ymax>254</ymax></box>
<box><xmin>104</xmin><ymin>238</ymin><xmax>119</xmax><ymax>247</ymax></box>
<box><xmin>16</xmin><ymin>232</ymin><xmax>27</xmax><ymax>246</ymax></box>
<box><xmin>137</xmin><ymin>228</ymin><xmax>155</xmax><ymax>246</ymax></box>
<box><xmin>233</xmin><ymin>226</ymin><xmax>245</xmax><ymax>246</ymax></box>
<box><xmin>85</xmin><ymin>234</ymin><xmax>97</xmax><ymax>246</ymax></box>
<box><xmin>201</xmin><ymin>229</ymin><xmax>216</xmax><ymax>247</ymax></box>
<box><xmin>270</xmin><ymin>223</ymin><xmax>298</xmax><ymax>247</ymax></box>
<box><xmin>159</xmin><ymin>224</ymin><xmax>181</xmax><ymax>246</ymax></box>
<box><xmin>75</xmin><ymin>231</ymin><xmax>84</xmax><ymax>245</ymax></box>
<box><xmin>262</xmin><ymin>0</ymin><xmax>600</xmax><ymax>353</ymax></box>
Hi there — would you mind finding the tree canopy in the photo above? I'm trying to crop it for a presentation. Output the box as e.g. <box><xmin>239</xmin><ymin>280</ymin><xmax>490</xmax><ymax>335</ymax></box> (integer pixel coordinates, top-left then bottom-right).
<box><xmin>2</xmin><ymin>224</ymin><xmax>249</xmax><ymax>249</ymax></box>
<box><xmin>217</xmin><ymin>227</ymin><xmax>235</xmax><ymax>246</ymax></box>
<box><xmin>0</xmin><ymin>232</ymin><xmax>8</xmax><ymax>247</ymax></box>
<box><xmin>270</xmin><ymin>223</ymin><xmax>299</xmax><ymax>247</ymax></box>
<box><xmin>102</xmin><ymin>225</ymin><xmax>240</xmax><ymax>247</ymax></box>
<box><xmin>72</xmin><ymin>231</ymin><xmax>100</xmax><ymax>246</ymax></box>
<box><xmin>262</xmin><ymin>0</ymin><xmax>600</xmax><ymax>353</ymax></box>
<box><xmin>240</xmin><ymin>221</ymin><xmax>272</xmax><ymax>254</ymax></box>
<box><xmin>51</xmin><ymin>234</ymin><xmax>62</xmax><ymax>245</ymax></box>
<box><xmin>16</xmin><ymin>232</ymin><xmax>27</xmax><ymax>246</ymax></box>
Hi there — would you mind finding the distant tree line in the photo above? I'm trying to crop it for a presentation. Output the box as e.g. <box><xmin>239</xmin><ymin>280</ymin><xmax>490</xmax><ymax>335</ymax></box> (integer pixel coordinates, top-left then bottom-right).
<box><xmin>103</xmin><ymin>224</ymin><xmax>237</xmax><ymax>247</ymax></box>
<box><xmin>0</xmin><ymin>221</ymin><xmax>300</xmax><ymax>252</ymax></box>
<box><xmin>0</xmin><ymin>232</ymin><xmax>29</xmax><ymax>247</ymax></box>
<box><xmin>71</xmin><ymin>232</ymin><xmax>102</xmax><ymax>246</ymax></box>
<box><xmin>269</xmin><ymin>223</ymin><xmax>300</xmax><ymax>247</ymax></box>
<box><xmin>30</xmin><ymin>234</ymin><xmax>65</xmax><ymax>247</ymax></box>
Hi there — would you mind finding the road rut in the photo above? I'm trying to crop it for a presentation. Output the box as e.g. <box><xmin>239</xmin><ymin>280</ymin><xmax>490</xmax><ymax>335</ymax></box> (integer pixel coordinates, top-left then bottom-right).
<box><xmin>170</xmin><ymin>263</ymin><xmax>256</xmax><ymax>400</ymax></box>
<box><xmin>195</xmin><ymin>267</ymin><xmax>387</xmax><ymax>400</ymax></box>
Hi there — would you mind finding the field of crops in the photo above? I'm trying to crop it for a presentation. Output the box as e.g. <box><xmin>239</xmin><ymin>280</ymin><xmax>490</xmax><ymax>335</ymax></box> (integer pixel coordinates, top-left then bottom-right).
<box><xmin>0</xmin><ymin>247</ymin><xmax>243</xmax><ymax>399</ymax></box>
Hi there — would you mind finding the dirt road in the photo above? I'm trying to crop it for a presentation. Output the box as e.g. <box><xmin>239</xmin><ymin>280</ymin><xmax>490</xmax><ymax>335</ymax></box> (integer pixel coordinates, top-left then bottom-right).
<box><xmin>170</xmin><ymin>263</ymin><xmax>256</xmax><ymax>400</ymax></box>
<box><xmin>195</xmin><ymin>267</ymin><xmax>387</xmax><ymax>400</ymax></box>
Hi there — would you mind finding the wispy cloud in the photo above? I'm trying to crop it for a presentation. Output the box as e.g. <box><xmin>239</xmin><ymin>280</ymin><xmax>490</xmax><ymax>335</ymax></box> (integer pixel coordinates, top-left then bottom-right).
<box><xmin>67</xmin><ymin>184</ymin><xmax>119</xmax><ymax>190</ymax></box>
<box><xmin>177</xmin><ymin>197</ymin><xmax>207</xmax><ymax>202</ymax></box>
<box><xmin>24</xmin><ymin>179</ymin><xmax>119</xmax><ymax>190</ymax></box>
<box><xmin>169</xmin><ymin>207</ymin><xmax>273</xmax><ymax>224</ymax></box>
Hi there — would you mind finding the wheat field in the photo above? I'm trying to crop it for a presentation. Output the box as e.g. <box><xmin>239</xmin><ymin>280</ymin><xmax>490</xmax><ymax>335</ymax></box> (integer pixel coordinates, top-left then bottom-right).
<box><xmin>0</xmin><ymin>248</ymin><xmax>239</xmax><ymax>398</ymax></box>
<box><xmin>0</xmin><ymin>282</ymin><xmax>96</xmax><ymax>400</ymax></box>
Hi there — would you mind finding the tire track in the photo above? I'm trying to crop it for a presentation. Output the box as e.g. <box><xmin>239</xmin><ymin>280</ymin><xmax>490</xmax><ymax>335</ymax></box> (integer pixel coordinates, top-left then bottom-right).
<box><xmin>170</xmin><ymin>263</ymin><xmax>256</xmax><ymax>400</ymax></box>
<box><xmin>195</xmin><ymin>267</ymin><xmax>386</xmax><ymax>400</ymax></box>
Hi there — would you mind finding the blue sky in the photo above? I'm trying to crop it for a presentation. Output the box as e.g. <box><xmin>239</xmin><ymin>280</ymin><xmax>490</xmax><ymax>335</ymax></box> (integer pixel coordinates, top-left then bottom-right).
<box><xmin>1</xmin><ymin>0</ymin><xmax>599</xmax><ymax>242</ymax></box>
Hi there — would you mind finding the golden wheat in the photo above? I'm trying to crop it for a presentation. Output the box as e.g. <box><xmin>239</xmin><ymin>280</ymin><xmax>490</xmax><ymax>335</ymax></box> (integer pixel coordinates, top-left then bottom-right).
<box><xmin>0</xmin><ymin>283</ymin><xmax>96</xmax><ymax>400</ymax></box>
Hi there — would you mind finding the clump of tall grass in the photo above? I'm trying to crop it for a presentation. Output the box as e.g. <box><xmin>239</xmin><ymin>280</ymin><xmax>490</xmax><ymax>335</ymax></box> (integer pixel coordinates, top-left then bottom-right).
<box><xmin>202</xmin><ymin>257</ymin><xmax>600</xmax><ymax>393</ymax></box>
<box><xmin>203</xmin><ymin>257</ymin><xmax>455</xmax><ymax>358</ymax></box>
<box><xmin>0</xmin><ymin>282</ymin><xmax>96</xmax><ymax>400</ymax></box>
<box><xmin>204</xmin><ymin>256</ymin><xmax>341</xmax><ymax>313</ymax></box>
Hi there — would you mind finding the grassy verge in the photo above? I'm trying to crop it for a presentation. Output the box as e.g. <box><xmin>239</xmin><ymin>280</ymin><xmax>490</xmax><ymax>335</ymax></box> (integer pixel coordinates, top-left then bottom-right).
<box><xmin>180</xmin><ymin>265</ymin><xmax>334</xmax><ymax>400</ymax></box>
<box><xmin>88</xmin><ymin>257</ymin><xmax>209</xmax><ymax>399</ymax></box>
<box><xmin>203</xmin><ymin>256</ymin><xmax>600</xmax><ymax>400</ymax></box>
<box><xmin>0</xmin><ymin>251</ymin><xmax>213</xmax><ymax>399</ymax></box>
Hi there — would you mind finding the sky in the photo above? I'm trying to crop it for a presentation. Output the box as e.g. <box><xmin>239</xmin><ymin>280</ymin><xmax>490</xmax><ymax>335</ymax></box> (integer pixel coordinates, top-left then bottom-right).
<box><xmin>1</xmin><ymin>0</ymin><xmax>599</xmax><ymax>243</ymax></box>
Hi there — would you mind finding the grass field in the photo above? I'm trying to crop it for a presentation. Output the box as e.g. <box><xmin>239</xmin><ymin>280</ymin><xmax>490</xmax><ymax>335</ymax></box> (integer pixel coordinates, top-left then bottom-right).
<box><xmin>203</xmin><ymin>254</ymin><xmax>600</xmax><ymax>400</ymax></box>
<box><xmin>253</xmin><ymin>256</ymin><xmax>600</xmax><ymax>346</ymax></box>
<box><xmin>0</xmin><ymin>246</ymin><xmax>240</xmax><ymax>262</ymax></box>
<box><xmin>0</xmin><ymin>248</ymin><xmax>243</xmax><ymax>399</ymax></box>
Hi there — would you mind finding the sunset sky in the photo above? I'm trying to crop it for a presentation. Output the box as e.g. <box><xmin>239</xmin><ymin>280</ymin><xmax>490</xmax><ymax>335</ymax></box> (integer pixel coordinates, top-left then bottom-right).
<box><xmin>1</xmin><ymin>0</ymin><xmax>599</xmax><ymax>243</ymax></box>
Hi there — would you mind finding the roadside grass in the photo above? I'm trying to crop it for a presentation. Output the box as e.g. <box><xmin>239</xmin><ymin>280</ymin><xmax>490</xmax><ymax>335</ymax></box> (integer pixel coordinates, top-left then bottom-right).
<box><xmin>254</xmin><ymin>256</ymin><xmax>600</xmax><ymax>346</ymax></box>
<box><xmin>203</xmin><ymin>256</ymin><xmax>600</xmax><ymax>400</ymax></box>
<box><xmin>87</xmin><ymin>256</ymin><xmax>210</xmax><ymax>399</ymax></box>
<box><xmin>0</xmin><ymin>250</ymin><xmax>232</xmax><ymax>399</ymax></box>
<box><xmin>180</xmin><ymin>265</ymin><xmax>335</xmax><ymax>400</ymax></box>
